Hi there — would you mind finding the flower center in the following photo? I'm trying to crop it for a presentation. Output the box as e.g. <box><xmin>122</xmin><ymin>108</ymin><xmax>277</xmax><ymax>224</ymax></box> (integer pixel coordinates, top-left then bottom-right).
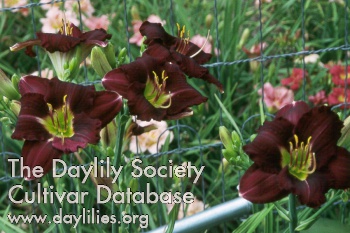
<box><xmin>40</xmin><ymin>95</ymin><xmax>74</xmax><ymax>143</ymax></box>
<box><xmin>144</xmin><ymin>70</ymin><xmax>172</xmax><ymax>109</ymax></box>
<box><xmin>58</xmin><ymin>13</ymin><xmax>74</xmax><ymax>36</ymax></box>
<box><xmin>280</xmin><ymin>134</ymin><xmax>316</xmax><ymax>181</ymax></box>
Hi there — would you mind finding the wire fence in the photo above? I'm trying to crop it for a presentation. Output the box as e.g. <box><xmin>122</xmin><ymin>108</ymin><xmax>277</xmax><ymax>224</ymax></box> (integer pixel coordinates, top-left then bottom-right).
<box><xmin>1</xmin><ymin>0</ymin><xmax>350</xmax><ymax>232</ymax></box>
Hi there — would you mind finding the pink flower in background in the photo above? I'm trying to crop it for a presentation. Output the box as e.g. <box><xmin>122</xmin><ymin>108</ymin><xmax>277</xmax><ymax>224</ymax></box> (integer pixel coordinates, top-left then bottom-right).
<box><xmin>166</xmin><ymin>196</ymin><xmax>205</xmax><ymax>219</ymax></box>
<box><xmin>64</xmin><ymin>0</ymin><xmax>95</xmax><ymax>17</ymax></box>
<box><xmin>242</xmin><ymin>42</ymin><xmax>267</xmax><ymax>58</ymax></box>
<box><xmin>258</xmin><ymin>82</ymin><xmax>294</xmax><ymax>112</ymax></box>
<box><xmin>3</xmin><ymin>0</ymin><xmax>29</xmax><ymax>16</ymax></box>
<box><xmin>84</xmin><ymin>15</ymin><xmax>110</xmax><ymax>30</ymax></box>
<box><xmin>308</xmin><ymin>90</ymin><xmax>327</xmax><ymax>106</ymax></box>
<box><xmin>129</xmin><ymin>120</ymin><xmax>173</xmax><ymax>154</ymax></box>
<box><xmin>281</xmin><ymin>68</ymin><xmax>307</xmax><ymax>90</ymax></box>
<box><xmin>328</xmin><ymin>87</ymin><xmax>350</xmax><ymax>108</ymax></box>
<box><xmin>39</xmin><ymin>0</ymin><xmax>61</xmax><ymax>10</ymax></box>
<box><xmin>190</xmin><ymin>35</ymin><xmax>212</xmax><ymax>54</ymax></box>
<box><xmin>129</xmin><ymin>15</ymin><xmax>166</xmax><ymax>46</ymax></box>
<box><xmin>40</xmin><ymin>7</ymin><xmax>79</xmax><ymax>33</ymax></box>
<box><xmin>329</xmin><ymin>65</ymin><xmax>350</xmax><ymax>86</ymax></box>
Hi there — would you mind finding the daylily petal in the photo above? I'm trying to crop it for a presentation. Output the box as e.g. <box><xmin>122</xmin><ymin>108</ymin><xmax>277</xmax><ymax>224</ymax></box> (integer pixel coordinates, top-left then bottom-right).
<box><xmin>278</xmin><ymin>167</ymin><xmax>330</xmax><ymax>208</ymax></box>
<box><xmin>275</xmin><ymin>101</ymin><xmax>310</xmax><ymax>126</ymax></box>
<box><xmin>80</xmin><ymin>28</ymin><xmax>112</xmax><ymax>47</ymax></box>
<box><xmin>89</xmin><ymin>91</ymin><xmax>122</xmax><ymax>127</ymax></box>
<box><xmin>164</xmin><ymin>64</ymin><xmax>208</xmax><ymax>116</ymax></box>
<box><xmin>46</xmin><ymin>77</ymin><xmax>95</xmax><ymax>112</ymax></box>
<box><xmin>243</xmin><ymin>118</ymin><xmax>294</xmax><ymax>172</ymax></box>
<box><xmin>295</xmin><ymin>105</ymin><xmax>343</xmax><ymax>168</ymax></box>
<box><xmin>11</xmin><ymin>93</ymin><xmax>51</xmax><ymax>141</ymax></box>
<box><xmin>10</xmin><ymin>39</ymin><xmax>41</xmax><ymax>57</ymax></box>
<box><xmin>36</xmin><ymin>32</ymin><xmax>81</xmax><ymax>53</ymax></box>
<box><xmin>102</xmin><ymin>69</ymin><xmax>134</xmax><ymax>97</ymax></box>
<box><xmin>139</xmin><ymin>21</ymin><xmax>175</xmax><ymax>46</ymax></box>
<box><xmin>52</xmin><ymin>113</ymin><xmax>101</xmax><ymax>153</ymax></box>
<box><xmin>328</xmin><ymin>147</ymin><xmax>350</xmax><ymax>189</ymax></box>
<box><xmin>140</xmin><ymin>21</ymin><xmax>223</xmax><ymax>92</ymax></box>
<box><xmin>170</xmin><ymin>51</ymin><xmax>223</xmax><ymax>92</ymax></box>
<box><xmin>22</xmin><ymin>140</ymin><xmax>63</xmax><ymax>180</ymax></box>
<box><xmin>19</xmin><ymin>75</ymin><xmax>50</xmax><ymax>96</ymax></box>
<box><xmin>239</xmin><ymin>165</ymin><xmax>289</xmax><ymax>203</ymax></box>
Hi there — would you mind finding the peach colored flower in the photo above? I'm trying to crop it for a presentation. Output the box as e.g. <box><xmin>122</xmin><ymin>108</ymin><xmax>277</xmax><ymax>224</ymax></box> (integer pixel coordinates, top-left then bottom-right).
<box><xmin>39</xmin><ymin>0</ymin><xmax>61</xmax><ymax>10</ymax></box>
<box><xmin>190</xmin><ymin>34</ymin><xmax>212</xmax><ymax>54</ymax></box>
<box><xmin>281</xmin><ymin>68</ymin><xmax>307</xmax><ymax>90</ymax></box>
<box><xmin>129</xmin><ymin>120</ymin><xmax>173</xmax><ymax>154</ymax></box>
<box><xmin>166</xmin><ymin>197</ymin><xmax>205</xmax><ymax>219</ymax></box>
<box><xmin>328</xmin><ymin>87</ymin><xmax>350</xmax><ymax>108</ymax></box>
<box><xmin>308</xmin><ymin>90</ymin><xmax>327</xmax><ymax>106</ymax></box>
<box><xmin>295</xmin><ymin>54</ymin><xmax>323</xmax><ymax>66</ymax></box>
<box><xmin>329</xmin><ymin>65</ymin><xmax>350</xmax><ymax>86</ymax></box>
<box><xmin>258</xmin><ymin>82</ymin><xmax>294</xmax><ymax>112</ymax></box>
<box><xmin>40</xmin><ymin>7</ymin><xmax>79</xmax><ymax>33</ymax></box>
<box><xmin>30</xmin><ymin>68</ymin><xmax>54</xmax><ymax>79</ymax></box>
<box><xmin>3</xmin><ymin>0</ymin><xmax>29</xmax><ymax>16</ymax></box>
<box><xmin>64</xmin><ymin>0</ymin><xmax>95</xmax><ymax>17</ymax></box>
<box><xmin>129</xmin><ymin>15</ymin><xmax>166</xmax><ymax>46</ymax></box>
<box><xmin>84</xmin><ymin>15</ymin><xmax>110</xmax><ymax>30</ymax></box>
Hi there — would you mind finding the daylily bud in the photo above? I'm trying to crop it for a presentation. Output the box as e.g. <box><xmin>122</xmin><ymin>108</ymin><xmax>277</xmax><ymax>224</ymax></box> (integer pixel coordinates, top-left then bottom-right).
<box><xmin>205</xmin><ymin>14</ymin><xmax>214</xmax><ymax>29</ymax></box>
<box><xmin>219</xmin><ymin>126</ymin><xmax>235</xmax><ymax>153</ymax></box>
<box><xmin>231</xmin><ymin>130</ymin><xmax>241</xmax><ymax>145</ymax></box>
<box><xmin>218</xmin><ymin>158</ymin><xmax>229</xmax><ymax>174</ymax></box>
<box><xmin>91</xmin><ymin>46</ymin><xmax>113</xmax><ymax>77</ymax></box>
<box><xmin>10</xmin><ymin>100</ymin><xmax>21</xmax><ymax>116</ymax></box>
<box><xmin>131</xmin><ymin>5</ymin><xmax>140</xmax><ymax>20</ymax></box>
<box><xmin>0</xmin><ymin>69</ymin><xmax>20</xmax><ymax>100</ymax></box>
<box><xmin>237</xmin><ymin>28</ymin><xmax>250</xmax><ymax>50</ymax></box>
<box><xmin>100</xmin><ymin>120</ymin><xmax>118</xmax><ymax>149</ymax></box>
<box><xmin>11</xmin><ymin>74</ymin><xmax>20</xmax><ymax>93</ymax></box>
<box><xmin>117</xmin><ymin>47</ymin><xmax>127</xmax><ymax>66</ymax></box>
<box><xmin>0</xmin><ymin>117</ymin><xmax>11</xmax><ymax>124</ymax></box>
<box><xmin>104</xmin><ymin>42</ymin><xmax>117</xmax><ymax>68</ymax></box>
<box><xmin>338</xmin><ymin>115</ymin><xmax>350</xmax><ymax>148</ymax></box>
<box><xmin>129</xmin><ymin>178</ymin><xmax>138</xmax><ymax>193</ymax></box>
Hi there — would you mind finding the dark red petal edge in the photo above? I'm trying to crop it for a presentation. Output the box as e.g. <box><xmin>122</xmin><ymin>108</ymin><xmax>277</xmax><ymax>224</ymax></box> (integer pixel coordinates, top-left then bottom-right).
<box><xmin>22</xmin><ymin>140</ymin><xmax>63</xmax><ymax>180</ymax></box>
<box><xmin>239</xmin><ymin>164</ymin><xmax>289</xmax><ymax>203</ymax></box>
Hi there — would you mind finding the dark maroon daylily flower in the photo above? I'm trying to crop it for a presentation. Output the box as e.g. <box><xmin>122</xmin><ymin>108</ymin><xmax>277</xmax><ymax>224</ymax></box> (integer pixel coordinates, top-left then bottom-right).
<box><xmin>10</xmin><ymin>22</ymin><xmax>111</xmax><ymax>80</ymax></box>
<box><xmin>12</xmin><ymin>76</ymin><xmax>122</xmax><ymax>180</ymax></box>
<box><xmin>239</xmin><ymin>101</ymin><xmax>350</xmax><ymax>208</ymax></box>
<box><xmin>10</xmin><ymin>22</ymin><xmax>111</xmax><ymax>57</ymax></box>
<box><xmin>139</xmin><ymin>21</ymin><xmax>223</xmax><ymax>93</ymax></box>
<box><xmin>103</xmin><ymin>54</ymin><xmax>207</xmax><ymax>121</ymax></box>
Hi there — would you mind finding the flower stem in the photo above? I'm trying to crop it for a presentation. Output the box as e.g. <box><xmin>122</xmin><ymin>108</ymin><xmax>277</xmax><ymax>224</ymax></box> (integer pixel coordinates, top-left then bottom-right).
<box><xmin>288</xmin><ymin>194</ymin><xmax>298</xmax><ymax>233</ymax></box>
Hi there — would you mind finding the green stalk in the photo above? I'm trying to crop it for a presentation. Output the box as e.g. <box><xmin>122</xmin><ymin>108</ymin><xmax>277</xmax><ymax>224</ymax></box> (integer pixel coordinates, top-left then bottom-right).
<box><xmin>46</xmin><ymin>173</ymin><xmax>71</xmax><ymax>232</ymax></box>
<box><xmin>288</xmin><ymin>194</ymin><xmax>298</xmax><ymax>233</ymax></box>
<box><xmin>111</xmin><ymin>106</ymin><xmax>128</xmax><ymax>233</ymax></box>
<box><xmin>264</xmin><ymin>203</ymin><xmax>274</xmax><ymax>233</ymax></box>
